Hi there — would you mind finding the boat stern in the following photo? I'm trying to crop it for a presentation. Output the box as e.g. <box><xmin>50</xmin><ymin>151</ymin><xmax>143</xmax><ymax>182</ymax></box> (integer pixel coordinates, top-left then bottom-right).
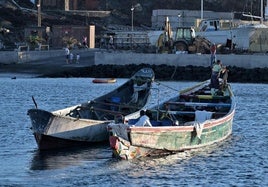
<box><xmin>108</xmin><ymin>123</ymin><xmax>155</xmax><ymax>159</ymax></box>
<box><xmin>108</xmin><ymin>123</ymin><xmax>132</xmax><ymax>159</ymax></box>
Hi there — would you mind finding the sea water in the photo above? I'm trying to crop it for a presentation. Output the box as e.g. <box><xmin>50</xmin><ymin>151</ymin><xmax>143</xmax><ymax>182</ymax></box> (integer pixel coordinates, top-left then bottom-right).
<box><xmin>0</xmin><ymin>77</ymin><xmax>267</xmax><ymax>186</ymax></box>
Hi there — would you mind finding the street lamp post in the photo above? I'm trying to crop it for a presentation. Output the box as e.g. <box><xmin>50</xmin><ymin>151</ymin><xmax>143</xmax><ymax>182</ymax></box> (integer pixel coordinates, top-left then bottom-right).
<box><xmin>178</xmin><ymin>13</ymin><xmax>181</xmax><ymax>27</ymax></box>
<box><xmin>131</xmin><ymin>6</ymin><xmax>134</xmax><ymax>32</ymax></box>
<box><xmin>201</xmin><ymin>0</ymin><xmax>203</xmax><ymax>20</ymax></box>
<box><xmin>37</xmin><ymin>0</ymin><xmax>41</xmax><ymax>27</ymax></box>
<box><xmin>260</xmin><ymin>0</ymin><xmax>263</xmax><ymax>24</ymax></box>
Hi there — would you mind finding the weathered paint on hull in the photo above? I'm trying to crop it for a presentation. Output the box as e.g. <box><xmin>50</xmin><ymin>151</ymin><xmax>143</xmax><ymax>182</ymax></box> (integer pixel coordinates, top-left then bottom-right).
<box><xmin>29</xmin><ymin>109</ymin><xmax>110</xmax><ymax>150</ymax></box>
<box><xmin>111</xmin><ymin>110</ymin><xmax>234</xmax><ymax>160</ymax></box>
<box><xmin>130</xmin><ymin>111</ymin><xmax>234</xmax><ymax>151</ymax></box>
<box><xmin>45</xmin><ymin>115</ymin><xmax>110</xmax><ymax>142</ymax></box>
<box><xmin>110</xmin><ymin>136</ymin><xmax>173</xmax><ymax>159</ymax></box>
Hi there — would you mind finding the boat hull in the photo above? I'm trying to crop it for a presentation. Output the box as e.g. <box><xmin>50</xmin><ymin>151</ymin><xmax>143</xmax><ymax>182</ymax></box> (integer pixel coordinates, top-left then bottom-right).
<box><xmin>130</xmin><ymin>111</ymin><xmax>234</xmax><ymax>150</ymax></box>
<box><xmin>109</xmin><ymin>80</ymin><xmax>236</xmax><ymax>159</ymax></box>
<box><xmin>34</xmin><ymin>133</ymin><xmax>108</xmax><ymax>150</ymax></box>
<box><xmin>28</xmin><ymin>109</ymin><xmax>110</xmax><ymax>150</ymax></box>
<box><xmin>110</xmin><ymin>111</ymin><xmax>234</xmax><ymax>159</ymax></box>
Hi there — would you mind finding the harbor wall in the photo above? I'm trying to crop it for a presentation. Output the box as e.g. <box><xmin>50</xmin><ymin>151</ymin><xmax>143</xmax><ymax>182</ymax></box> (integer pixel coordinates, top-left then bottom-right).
<box><xmin>0</xmin><ymin>49</ymin><xmax>91</xmax><ymax>64</ymax></box>
<box><xmin>0</xmin><ymin>50</ymin><xmax>65</xmax><ymax>64</ymax></box>
<box><xmin>0</xmin><ymin>51</ymin><xmax>18</xmax><ymax>64</ymax></box>
<box><xmin>95</xmin><ymin>52</ymin><xmax>268</xmax><ymax>69</ymax></box>
<box><xmin>1</xmin><ymin>50</ymin><xmax>268</xmax><ymax>69</ymax></box>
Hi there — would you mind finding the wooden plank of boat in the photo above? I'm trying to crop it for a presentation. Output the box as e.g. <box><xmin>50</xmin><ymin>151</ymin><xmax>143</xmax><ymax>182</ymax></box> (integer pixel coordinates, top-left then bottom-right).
<box><xmin>181</xmin><ymin>94</ymin><xmax>230</xmax><ymax>100</ymax></box>
<box><xmin>27</xmin><ymin>67</ymin><xmax>155</xmax><ymax>150</ymax></box>
<box><xmin>158</xmin><ymin>110</ymin><xmax>227</xmax><ymax>116</ymax></box>
<box><xmin>92</xmin><ymin>78</ymin><xmax>116</xmax><ymax>84</ymax></box>
<box><xmin>165</xmin><ymin>101</ymin><xmax>231</xmax><ymax>107</ymax></box>
<box><xmin>108</xmin><ymin>79</ymin><xmax>236</xmax><ymax>160</ymax></box>
<box><xmin>91</xmin><ymin>100</ymin><xmax>140</xmax><ymax>109</ymax></box>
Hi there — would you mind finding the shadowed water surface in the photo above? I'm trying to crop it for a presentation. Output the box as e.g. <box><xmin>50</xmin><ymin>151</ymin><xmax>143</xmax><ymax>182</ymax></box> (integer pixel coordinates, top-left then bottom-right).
<box><xmin>0</xmin><ymin>78</ymin><xmax>267</xmax><ymax>186</ymax></box>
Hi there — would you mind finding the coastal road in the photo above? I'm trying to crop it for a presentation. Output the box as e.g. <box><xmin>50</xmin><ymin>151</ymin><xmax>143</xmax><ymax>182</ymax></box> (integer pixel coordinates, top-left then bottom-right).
<box><xmin>0</xmin><ymin>49</ymin><xmax>96</xmax><ymax>77</ymax></box>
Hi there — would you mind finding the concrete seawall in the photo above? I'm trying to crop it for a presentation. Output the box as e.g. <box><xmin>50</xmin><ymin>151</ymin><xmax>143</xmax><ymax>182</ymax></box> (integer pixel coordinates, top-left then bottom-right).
<box><xmin>1</xmin><ymin>49</ymin><xmax>268</xmax><ymax>69</ymax></box>
<box><xmin>95</xmin><ymin>52</ymin><xmax>268</xmax><ymax>69</ymax></box>
<box><xmin>0</xmin><ymin>49</ymin><xmax>93</xmax><ymax>64</ymax></box>
<box><xmin>0</xmin><ymin>50</ymin><xmax>65</xmax><ymax>64</ymax></box>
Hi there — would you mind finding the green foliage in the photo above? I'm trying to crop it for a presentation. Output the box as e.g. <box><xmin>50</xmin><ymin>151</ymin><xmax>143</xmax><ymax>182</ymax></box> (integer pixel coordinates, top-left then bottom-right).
<box><xmin>27</xmin><ymin>35</ymin><xmax>44</xmax><ymax>46</ymax></box>
<box><xmin>62</xmin><ymin>36</ymin><xmax>78</xmax><ymax>48</ymax></box>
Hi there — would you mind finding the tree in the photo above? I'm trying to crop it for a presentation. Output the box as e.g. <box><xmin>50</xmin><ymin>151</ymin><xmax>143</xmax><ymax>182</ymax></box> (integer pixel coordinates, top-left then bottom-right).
<box><xmin>62</xmin><ymin>36</ymin><xmax>78</xmax><ymax>49</ymax></box>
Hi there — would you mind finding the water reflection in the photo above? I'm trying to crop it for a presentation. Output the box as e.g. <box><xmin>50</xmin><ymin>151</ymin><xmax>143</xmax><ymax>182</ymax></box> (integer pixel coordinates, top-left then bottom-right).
<box><xmin>30</xmin><ymin>144</ymin><xmax>110</xmax><ymax>170</ymax></box>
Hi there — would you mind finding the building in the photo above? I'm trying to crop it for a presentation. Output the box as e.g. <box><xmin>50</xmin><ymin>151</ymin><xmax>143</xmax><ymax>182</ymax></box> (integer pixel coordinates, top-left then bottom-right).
<box><xmin>266</xmin><ymin>0</ymin><xmax>268</xmax><ymax>20</ymax></box>
<box><xmin>151</xmin><ymin>9</ymin><xmax>235</xmax><ymax>29</ymax></box>
<box><xmin>24</xmin><ymin>24</ymin><xmax>96</xmax><ymax>49</ymax></box>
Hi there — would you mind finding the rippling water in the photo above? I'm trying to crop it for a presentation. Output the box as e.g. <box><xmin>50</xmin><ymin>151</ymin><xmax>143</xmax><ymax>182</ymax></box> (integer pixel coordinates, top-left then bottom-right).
<box><xmin>0</xmin><ymin>77</ymin><xmax>267</xmax><ymax>186</ymax></box>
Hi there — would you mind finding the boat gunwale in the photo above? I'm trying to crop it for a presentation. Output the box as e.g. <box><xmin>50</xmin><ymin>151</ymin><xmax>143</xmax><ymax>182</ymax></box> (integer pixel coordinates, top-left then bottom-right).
<box><xmin>125</xmin><ymin>108</ymin><xmax>235</xmax><ymax>133</ymax></box>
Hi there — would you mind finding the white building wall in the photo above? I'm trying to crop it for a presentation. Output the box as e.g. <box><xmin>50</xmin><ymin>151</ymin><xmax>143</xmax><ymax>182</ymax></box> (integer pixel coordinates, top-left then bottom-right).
<box><xmin>151</xmin><ymin>9</ymin><xmax>234</xmax><ymax>29</ymax></box>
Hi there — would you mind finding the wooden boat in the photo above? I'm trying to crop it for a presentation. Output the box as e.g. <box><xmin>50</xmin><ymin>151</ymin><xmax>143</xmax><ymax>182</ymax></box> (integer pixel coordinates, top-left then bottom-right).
<box><xmin>27</xmin><ymin>68</ymin><xmax>155</xmax><ymax>150</ymax></box>
<box><xmin>92</xmin><ymin>78</ymin><xmax>117</xmax><ymax>84</ymax></box>
<box><xmin>108</xmin><ymin>79</ymin><xmax>236</xmax><ymax>160</ymax></box>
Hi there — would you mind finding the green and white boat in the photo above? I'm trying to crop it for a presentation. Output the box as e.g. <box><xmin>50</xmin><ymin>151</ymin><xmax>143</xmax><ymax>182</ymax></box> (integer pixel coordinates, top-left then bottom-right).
<box><xmin>108</xmin><ymin>79</ymin><xmax>236</xmax><ymax>160</ymax></box>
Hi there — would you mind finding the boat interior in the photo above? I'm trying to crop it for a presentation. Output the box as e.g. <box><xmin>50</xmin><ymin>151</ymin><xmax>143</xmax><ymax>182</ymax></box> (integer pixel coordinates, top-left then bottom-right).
<box><xmin>61</xmin><ymin>76</ymin><xmax>153</xmax><ymax>121</ymax></box>
<box><xmin>128</xmin><ymin>82</ymin><xmax>232</xmax><ymax>127</ymax></box>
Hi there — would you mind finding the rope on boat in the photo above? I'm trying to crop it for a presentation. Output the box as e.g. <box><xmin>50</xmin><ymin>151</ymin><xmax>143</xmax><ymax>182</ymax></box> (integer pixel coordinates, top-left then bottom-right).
<box><xmin>170</xmin><ymin>66</ymin><xmax>177</xmax><ymax>79</ymax></box>
<box><xmin>155</xmin><ymin>80</ymin><xmax>179</xmax><ymax>92</ymax></box>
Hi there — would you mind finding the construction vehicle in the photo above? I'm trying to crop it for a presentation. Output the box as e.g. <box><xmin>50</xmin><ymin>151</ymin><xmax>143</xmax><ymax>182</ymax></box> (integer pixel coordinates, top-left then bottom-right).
<box><xmin>173</xmin><ymin>26</ymin><xmax>211</xmax><ymax>54</ymax></box>
<box><xmin>156</xmin><ymin>17</ymin><xmax>212</xmax><ymax>54</ymax></box>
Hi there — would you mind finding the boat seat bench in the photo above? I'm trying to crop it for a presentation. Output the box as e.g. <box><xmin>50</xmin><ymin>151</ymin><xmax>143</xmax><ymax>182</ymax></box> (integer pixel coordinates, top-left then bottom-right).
<box><xmin>162</xmin><ymin>110</ymin><xmax>227</xmax><ymax>115</ymax></box>
<box><xmin>90</xmin><ymin>107</ymin><xmax>127</xmax><ymax>116</ymax></box>
<box><xmin>181</xmin><ymin>95</ymin><xmax>230</xmax><ymax>100</ymax></box>
<box><xmin>92</xmin><ymin>101</ymin><xmax>140</xmax><ymax>109</ymax></box>
<box><xmin>155</xmin><ymin>110</ymin><xmax>227</xmax><ymax>120</ymax></box>
<box><xmin>165</xmin><ymin>102</ymin><xmax>231</xmax><ymax>107</ymax></box>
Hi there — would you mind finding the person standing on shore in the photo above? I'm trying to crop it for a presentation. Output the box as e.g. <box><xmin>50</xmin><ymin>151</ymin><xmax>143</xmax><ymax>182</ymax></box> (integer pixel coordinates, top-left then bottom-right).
<box><xmin>65</xmin><ymin>47</ymin><xmax>70</xmax><ymax>64</ymax></box>
<box><xmin>82</xmin><ymin>36</ymin><xmax>88</xmax><ymax>48</ymax></box>
<box><xmin>108</xmin><ymin>35</ymin><xmax>115</xmax><ymax>50</ymax></box>
<box><xmin>76</xmin><ymin>53</ymin><xmax>80</xmax><ymax>64</ymax></box>
<box><xmin>69</xmin><ymin>52</ymin><xmax>73</xmax><ymax>63</ymax></box>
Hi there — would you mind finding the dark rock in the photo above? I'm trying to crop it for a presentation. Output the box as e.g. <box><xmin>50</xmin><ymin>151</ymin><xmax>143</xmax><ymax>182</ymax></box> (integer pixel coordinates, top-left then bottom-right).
<box><xmin>40</xmin><ymin>64</ymin><xmax>268</xmax><ymax>83</ymax></box>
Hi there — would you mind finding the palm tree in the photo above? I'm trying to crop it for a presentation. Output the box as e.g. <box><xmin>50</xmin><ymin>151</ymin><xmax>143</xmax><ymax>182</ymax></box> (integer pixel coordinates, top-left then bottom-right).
<box><xmin>62</xmin><ymin>36</ymin><xmax>78</xmax><ymax>49</ymax></box>
<box><xmin>27</xmin><ymin>35</ymin><xmax>44</xmax><ymax>50</ymax></box>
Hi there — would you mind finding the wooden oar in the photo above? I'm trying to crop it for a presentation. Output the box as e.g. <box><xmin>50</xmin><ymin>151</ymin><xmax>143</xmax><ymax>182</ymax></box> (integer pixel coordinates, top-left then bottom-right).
<box><xmin>31</xmin><ymin>96</ymin><xmax>38</xmax><ymax>109</ymax></box>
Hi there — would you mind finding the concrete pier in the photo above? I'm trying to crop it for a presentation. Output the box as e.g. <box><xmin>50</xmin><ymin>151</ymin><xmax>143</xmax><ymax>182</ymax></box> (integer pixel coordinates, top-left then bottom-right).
<box><xmin>95</xmin><ymin>52</ymin><xmax>268</xmax><ymax>69</ymax></box>
<box><xmin>1</xmin><ymin>49</ymin><xmax>267</xmax><ymax>69</ymax></box>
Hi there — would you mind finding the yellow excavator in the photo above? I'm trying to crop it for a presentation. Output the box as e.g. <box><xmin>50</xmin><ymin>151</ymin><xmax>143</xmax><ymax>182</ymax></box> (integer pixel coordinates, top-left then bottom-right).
<box><xmin>157</xmin><ymin>17</ymin><xmax>212</xmax><ymax>54</ymax></box>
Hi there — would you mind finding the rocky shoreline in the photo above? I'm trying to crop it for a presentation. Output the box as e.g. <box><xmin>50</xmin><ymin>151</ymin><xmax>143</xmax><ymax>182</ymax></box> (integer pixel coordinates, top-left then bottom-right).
<box><xmin>40</xmin><ymin>64</ymin><xmax>268</xmax><ymax>83</ymax></box>
<box><xmin>1</xmin><ymin>59</ymin><xmax>267</xmax><ymax>83</ymax></box>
